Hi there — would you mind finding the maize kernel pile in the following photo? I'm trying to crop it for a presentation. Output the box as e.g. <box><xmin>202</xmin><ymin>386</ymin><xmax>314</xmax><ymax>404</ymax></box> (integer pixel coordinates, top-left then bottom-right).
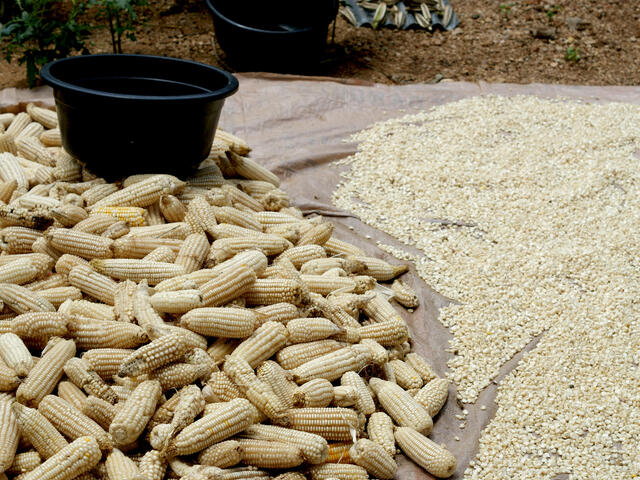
<box><xmin>0</xmin><ymin>104</ymin><xmax>456</xmax><ymax>480</ymax></box>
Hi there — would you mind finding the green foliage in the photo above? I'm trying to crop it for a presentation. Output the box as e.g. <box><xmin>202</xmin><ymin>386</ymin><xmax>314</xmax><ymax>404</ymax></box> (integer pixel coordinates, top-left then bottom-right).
<box><xmin>0</xmin><ymin>0</ymin><xmax>91</xmax><ymax>87</ymax></box>
<box><xmin>546</xmin><ymin>5</ymin><xmax>560</xmax><ymax>19</ymax></box>
<box><xmin>89</xmin><ymin>0</ymin><xmax>147</xmax><ymax>54</ymax></box>
<box><xmin>565</xmin><ymin>46</ymin><xmax>580</xmax><ymax>62</ymax></box>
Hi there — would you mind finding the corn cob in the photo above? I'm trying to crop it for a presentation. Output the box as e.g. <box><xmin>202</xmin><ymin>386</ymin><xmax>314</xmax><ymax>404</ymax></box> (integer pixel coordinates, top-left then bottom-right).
<box><xmin>118</xmin><ymin>333</ymin><xmax>190</xmax><ymax>377</ymax></box>
<box><xmin>137</xmin><ymin>450</ymin><xmax>166</xmax><ymax>480</ymax></box>
<box><xmin>12</xmin><ymin>402</ymin><xmax>68</xmax><ymax>459</ymax></box>
<box><xmin>285</xmin><ymin>317</ymin><xmax>343</xmax><ymax>344</ymax></box>
<box><xmin>183</xmin><ymin>195</ymin><xmax>217</xmax><ymax>235</ymax></box>
<box><xmin>0</xmin><ymin>226</ymin><xmax>42</xmax><ymax>254</ymax></box>
<box><xmin>80</xmin><ymin>183</ymin><xmax>118</xmax><ymax>206</ymax></box>
<box><xmin>110</xmin><ymin>379</ymin><xmax>162</xmax><ymax>446</ymax></box>
<box><xmin>79</xmin><ymin>348</ymin><xmax>131</xmax><ymax>380</ymax></box>
<box><xmin>0</xmin><ymin>399</ymin><xmax>19</xmax><ymax>473</ymax></box>
<box><xmin>251</xmin><ymin>303</ymin><xmax>297</xmax><ymax>327</ymax></box>
<box><xmin>73</xmin><ymin>214</ymin><xmax>118</xmax><ymax>234</ymax></box>
<box><xmin>324</xmin><ymin>442</ymin><xmax>353</xmax><ymax>464</ymax></box>
<box><xmin>159</xmin><ymin>194</ymin><xmax>187</xmax><ymax>222</ymax></box>
<box><xmin>99</xmin><ymin>220</ymin><xmax>129</xmax><ymax>239</ymax></box>
<box><xmin>7</xmin><ymin>450</ymin><xmax>41</xmax><ymax>475</ymax></box>
<box><xmin>89</xmin><ymin>259</ymin><xmax>184</xmax><ymax>285</ymax></box>
<box><xmin>146</xmin><ymin>289</ymin><xmax>201</xmax><ymax>315</ymax></box>
<box><xmin>39</xmin><ymin>128</ymin><xmax>61</xmax><ymax>147</ymax></box>
<box><xmin>187</xmin><ymin>163</ymin><xmax>224</xmax><ymax>189</ymax></box>
<box><xmin>322</xmin><ymin>237</ymin><xmax>365</xmax><ymax>257</ymax></box>
<box><xmin>63</xmin><ymin>357</ymin><xmax>116</xmax><ymax>404</ymax></box>
<box><xmin>82</xmin><ymin>395</ymin><xmax>119</xmax><ymax>430</ymax></box>
<box><xmin>340</xmin><ymin>371</ymin><xmax>375</xmax><ymax>415</ymax></box>
<box><xmin>145</xmin><ymin>322</ymin><xmax>207</xmax><ymax>350</ymax></box>
<box><xmin>38</xmin><ymin>394</ymin><xmax>113</xmax><ymax>449</ymax></box>
<box><xmin>112</xmin><ymin>236</ymin><xmax>182</xmax><ymax>259</ymax></box>
<box><xmin>174</xmin><ymin>233</ymin><xmax>209</xmax><ymax>274</ymax></box>
<box><xmin>290</xmin><ymin>344</ymin><xmax>372</xmax><ymax>383</ymax></box>
<box><xmin>52</xmin><ymin>150</ymin><xmax>81</xmax><ymax>182</ymax></box>
<box><xmin>0</xmin><ymin>134</ymin><xmax>17</xmax><ymax>155</ymax></box>
<box><xmin>145</xmin><ymin>200</ymin><xmax>164</xmax><ymax>225</ymax></box>
<box><xmin>16</xmin><ymin>137</ymin><xmax>55</xmax><ymax>166</ymax></box>
<box><xmin>67</xmin><ymin>264</ymin><xmax>117</xmax><ymax>304</ymax></box>
<box><xmin>221</xmin><ymin>184</ymin><xmax>263</xmax><ymax>212</ymax></box>
<box><xmin>0</xmin><ymin>357</ymin><xmax>19</xmax><ymax>391</ymax></box>
<box><xmin>414</xmin><ymin>377</ymin><xmax>449</xmax><ymax>417</ymax></box>
<box><xmin>275</xmin><ymin>244</ymin><xmax>325</xmax><ymax>269</ymax></box>
<box><xmin>151</xmin><ymin>361</ymin><xmax>210</xmax><ymax>391</ymax></box>
<box><xmin>389</xmin><ymin>359</ymin><xmax>423</xmax><ymax>390</ymax></box>
<box><xmin>35</xmin><ymin>286</ymin><xmax>81</xmax><ymax>307</ymax></box>
<box><xmin>57</xmin><ymin>380</ymin><xmax>87</xmax><ymax>411</ymax></box>
<box><xmin>358</xmin><ymin>318</ymin><xmax>408</xmax><ymax>346</ymax></box>
<box><xmin>140</xmin><ymin>247</ymin><xmax>175</xmax><ymax>264</ymax></box>
<box><xmin>369</xmin><ymin>378</ymin><xmax>432</xmax><ymax>434</ymax></box>
<box><xmin>237</xmin><ymin>438</ymin><xmax>304</xmax><ymax>469</ymax></box>
<box><xmin>16</xmin><ymin>338</ymin><xmax>75</xmax><ymax>407</ymax></box>
<box><xmin>25</xmin><ymin>104</ymin><xmax>57</xmax><ymax>129</ymax></box>
<box><xmin>287</xmin><ymin>407</ymin><xmax>362</xmax><ymax>441</ymax></box>
<box><xmin>50</xmin><ymin>204</ymin><xmax>88</xmax><ymax>228</ymax></box>
<box><xmin>105</xmin><ymin>448</ymin><xmax>139</xmax><ymax>480</ymax></box>
<box><xmin>348</xmin><ymin>438</ymin><xmax>397</xmax><ymax>479</ymax></box>
<box><xmin>197</xmin><ymin>440</ymin><xmax>241</xmax><ymax>468</ymax></box>
<box><xmin>256</xmin><ymin>360</ymin><xmax>296</xmax><ymax>409</ymax></box>
<box><xmin>0</xmin><ymin>180</ymin><xmax>17</xmax><ymax>203</ymax></box>
<box><xmin>366</xmin><ymin>412</ymin><xmax>396</xmax><ymax>457</ymax></box>
<box><xmin>309</xmin><ymin>463</ymin><xmax>369</xmax><ymax>480</ymax></box>
<box><xmin>0</xmin><ymin>332</ymin><xmax>33</xmax><ymax>376</ymax></box>
<box><xmin>199</xmin><ymin>264</ymin><xmax>256</xmax><ymax>307</ymax></box>
<box><xmin>227</xmin><ymin>152</ymin><xmax>279</xmax><ymax>187</ymax></box>
<box><xmin>203</xmin><ymin>371</ymin><xmax>242</xmax><ymax>402</ymax></box>
<box><xmin>60</xmin><ymin>299</ymin><xmax>115</xmax><ymax>321</ymax></box>
<box><xmin>292</xmin><ymin>378</ymin><xmax>334</xmax><ymax>408</ymax></box>
<box><xmin>5</xmin><ymin>113</ymin><xmax>30</xmax><ymax>137</ymax></box>
<box><xmin>90</xmin><ymin>174</ymin><xmax>185</xmax><ymax>210</ymax></box>
<box><xmin>166</xmin><ymin>398</ymin><xmax>254</xmax><ymax>457</ymax></box>
<box><xmin>10</xmin><ymin>312</ymin><xmax>68</xmax><ymax>348</ymax></box>
<box><xmin>215</xmin><ymin>129</ymin><xmax>251</xmax><ymax>155</ymax></box>
<box><xmin>331</xmin><ymin>385</ymin><xmax>357</xmax><ymax>407</ymax></box>
<box><xmin>180</xmin><ymin>306</ymin><xmax>256</xmax><ymax>338</ymax></box>
<box><xmin>230</xmin><ymin>321</ymin><xmax>289</xmax><ymax>368</ymax></box>
<box><xmin>47</xmin><ymin>228</ymin><xmax>113</xmax><ymax>259</ymax></box>
<box><xmin>276</xmin><ymin>339</ymin><xmax>345</xmax><ymax>370</ymax></box>
<box><xmin>0</xmin><ymin>282</ymin><xmax>54</xmax><ymax>313</ymax></box>
<box><xmin>307</xmin><ymin>293</ymin><xmax>361</xmax><ymax>329</ymax></box>
<box><xmin>404</xmin><ymin>352</ymin><xmax>437</xmax><ymax>384</ymax></box>
<box><xmin>89</xmin><ymin>206</ymin><xmax>146</xmax><ymax>227</ymax></box>
<box><xmin>23</xmin><ymin>272</ymin><xmax>67</xmax><ymax>291</ymax></box>
<box><xmin>208</xmin><ymin>235</ymin><xmax>290</xmax><ymax>265</ymax></box>
<box><xmin>394</xmin><ymin>427</ymin><xmax>457</xmax><ymax>478</ymax></box>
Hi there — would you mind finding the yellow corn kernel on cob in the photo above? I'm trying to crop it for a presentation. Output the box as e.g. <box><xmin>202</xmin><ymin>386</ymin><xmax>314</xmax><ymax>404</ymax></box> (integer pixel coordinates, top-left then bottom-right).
<box><xmin>112</xmin><ymin>236</ymin><xmax>182</xmax><ymax>259</ymax></box>
<box><xmin>369</xmin><ymin>378</ymin><xmax>432</xmax><ymax>434</ymax></box>
<box><xmin>358</xmin><ymin>319</ymin><xmax>409</xmax><ymax>347</ymax></box>
<box><xmin>175</xmin><ymin>233</ymin><xmax>209</xmax><ymax>274</ymax></box>
<box><xmin>0</xmin><ymin>332</ymin><xmax>33</xmax><ymax>377</ymax></box>
<box><xmin>230</xmin><ymin>321</ymin><xmax>289</xmax><ymax>368</ymax></box>
<box><xmin>89</xmin><ymin>258</ymin><xmax>185</xmax><ymax>285</ymax></box>
<box><xmin>348</xmin><ymin>438</ymin><xmax>398</xmax><ymax>479</ymax></box>
<box><xmin>90</xmin><ymin>174</ymin><xmax>186</xmax><ymax>210</ymax></box>
<box><xmin>197</xmin><ymin>440</ymin><xmax>241</xmax><ymax>468</ymax></box>
<box><xmin>389</xmin><ymin>359</ymin><xmax>423</xmax><ymax>390</ymax></box>
<box><xmin>19</xmin><ymin>436</ymin><xmax>101</xmax><ymax>480</ymax></box>
<box><xmin>394</xmin><ymin>427</ymin><xmax>457</xmax><ymax>478</ymax></box>
<box><xmin>366</xmin><ymin>412</ymin><xmax>395</xmax><ymax>457</ymax></box>
<box><xmin>340</xmin><ymin>371</ymin><xmax>375</xmax><ymax>415</ymax></box>
<box><xmin>292</xmin><ymin>378</ymin><xmax>334</xmax><ymax>408</ymax></box>
<box><xmin>287</xmin><ymin>407</ymin><xmax>362</xmax><ymax>442</ymax></box>
<box><xmin>166</xmin><ymin>398</ymin><xmax>254</xmax><ymax>457</ymax></box>
<box><xmin>67</xmin><ymin>316</ymin><xmax>146</xmax><ymax>349</ymax></box>
<box><xmin>57</xmin><ymin>380</ymin><xmax>87</xmax><ymax>411</ymax></box>
<box><xmin>200</xmin><ymin>264</ymin><xmax>256</xmax><ymax>307</ymax></box>
<box><xmin>276</xmin><ymin>339</ymin><xmax>344</xmax><ymax>370</ymax></box>
<box><xmin>37</xmin><ymin>394</ymin><xmax>113</xmax><ymax>449</ymax></box>
<box><xmin>16</xmin><ymin>338</ymin><xmax>75</xmax><ymax>407</ymax></box>
<box><xmin>324</xmin><ymin>442</ymin><xmax>354</xmax><ymax>464</ymax></box>
<box><xmin>414</xmin><ymin>377</ymin><xmax>449</xmax><ymax>417</ymax></box>
<box><xmin>7</xmin><ymin>450</ymin><xmax>41</xmax><ymax>475</ymax></box>
<box><xmin>0</xmin><ymin>399</ymin><xmax>19</xmax><ymax>473</ymax></box>
<box><xmin>289</xmin><ymin>344</ymin><xmax>372</xmax><ymax>384</ymax></box>
<box><xmin>110</xmin><ymin>379</ymin><xmax>162</xmax><ymax>446</ymax></box>
<box><xmin>159</xmin><ymin>194</ymin><xmax>187</xmax><ymax>222</ymax></box>
<box><xmin>82</xmin><ymin>395</ymin><xmax>119</xmax><ymax>430</ymax></box>
<box><xmin>68</xmin><ymin>264</ymin><xmax>117</xmax><ymax>304</ymax></box>
<box><xmin>180</xmin><ymin>307</ymin><xmax>256</xmax><ymax>338</ymax></box>
<box><xmin>63</xmin><ymin>357</ymin><xmax>117</xmax><ymax>404</ymax></box>
<box><xmin>118</xmin><ymin>332</ymin><xmax>190</xmax><ymax>377</ymax></box>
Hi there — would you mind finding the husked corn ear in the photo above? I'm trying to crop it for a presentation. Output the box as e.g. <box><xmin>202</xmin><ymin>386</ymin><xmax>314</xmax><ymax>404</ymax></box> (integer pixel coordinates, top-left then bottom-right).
<box><xmin>0</xmin><ymin>154</ymin><xmax>29</xmax><ymax>193</ymax></box>
<box><xmin>20</xmin><ymin>436</ymin><xmax>101</xmax><ymax>480</ymax></box>
<box><xmin>286</xmin><ymin>317</ymin><xmax>343</xmax><ymax>344</ymax></box>
<box><xmin>369</xmin><ymin>378</ymin><xmax>432</xmax><ymax>434</ymax></box>
<box><xmin>166</xmin><ymin>398</ymin><xmax>254</xmax><ymax>457</ymax></box>
<box><xmin>340</xmin><ymin>371</ymin><xmax>375</xmax><ymax>416</ymax></box>
<box><xmin>292</xmin><ymin>378</ymin><xmax>334</xmax><ymax>408</ymax></box>
<box><xmin>309</xmin><ymin>463</ymin><xmax>368</xmax><ymax>480</ymax></box>
<box><xmin>112</xmin><ymin>280</ymin><xmax>136</xmax><ymax>322</ymax></box>
<box><xmin>73</xmin><ymin>214</ymin><xmax>118</xmax><ymax>234</ymax></box>
<box><xmin>110</xmin><ymin>379</ymin><xmax>162</xmax><ymax>446</ymax></box>
<box><xmin>12</xmin><ymin>403</ymin><xmax>68</xmax><ymax>459</ymax></box>
<box><xmin>0</xmin><ymin>283</ymin><xmax>54</xmax><ymax>313</ymax></box>
<box><xmin>243</xmin><ymin>278</ymin><xmax>302</xmax><ymax>306</ymax></box>
<box><xmin>0</xmin><ymin>399</ymin><xmax>19</xmax><ymax>473</ymax></box>
<box><xmin>175</xmin><ymin>233</ymin><xmax>209</xmax><ymax>274</ymax></box>
<box><xmin>16</xmin><ymin>338</ymin><xmax>75</xmax><ymax>407</ymax></box>
<box><xmin>52</xmin><ymin>151</ymin><xmax>81</xmax><ymax>182</ymax></box>
<box><xmin>63</xmin><ymin>357</ymin><xmax>116</xmax><ymax>404</ymax></box>
<box><xmin>159</xmin><ymin>194</ymin><xmax>186</xmax><ymax>222</ymax></box>
<box><xmin>68</xmin><ymin>264</ymin><xmax>117</xmax><ymax>304</ymax></box>
<box><xmin>119</xmin><ymin>333</ymin><xmax>190</xmax><ymax>377</ymax></box>
<box><xmin>276</xmin><ymin>339</ymin><xmax>344</xmax><ymax>370</ymax></box>
<box><xmin>7</xmin><ymin>450</ymin><xmax>41</xmax><ymax>475</ymax></box>
<box><xmin>253</xmin><ymin>302</ymin><xmax>299</xmax><ymax>327</ymax></box>
<box><xmin>414</xmin><ymin>377</ymin><xmax>449</xmax><ymax>417</ymax></box>
<box><xmin>358</xmin><ymin>319</ymin><xmax>409</xmax><ymax>347</ymax></box>
<box><xmin>82</xmin><ymin>395</ymin><xmax>118</xmax><ymax>430</ymax></box>
<box><xmin>325</xmin><ymin>442</ymin><xmax>353</xmax><ymax>464</ymax></box>
<box><xmin>389</xmin><ymin>359</ymin><xmax>423</xmax><ymax>390</ymax></box>
<box><xmin>142</xmin><ymin>245</ymin><xmax>177</xmax><ymax>262</ymax></box>
<box><xmin>203</xmin><ymin>372</ymin><xmax>242</xmax><ymax>403</ymax></box>
<box><xmin>57</xmin><ymin>380</ymin><xmax>87</xmax><ymax>411</ymax></box>
<box><xmin>151</xmin><ymin>361</ymin><xmax>210</xmax><ymax>391</ymax></box>
<box><xmin>113</xmin><ymin>236</ymin><xmax>182</xmax><ymax>259</ymax></box>
<box><xmin>290</xmin><ymin>344</ymin><xmax>372</xmax><ymax>384</ymax></box>
<box><xmin>80</xmin><ymin>183</ymin><xmax>117</xmax><ymax>206</ymax></box>
<box><xmin>38</xmin><ymin>394</ymin><xmax>113</xmax><ymax>449</ymax></box>
<box><xmin>231</xmin><ymin>321</ymin><xmax>288</xmax><ymax>368</ymax></box>
<box><xmin>331</xmin><ymin>385</ymin><xmax>357</xmax><ymax>407</ymax></box>
<box><xmin>170</xmin><ymin>384</ymin><xmax>204</xmax><ymax>432</ymax></box>
<box><xmin>90</xmin><ymin>174</ymin><xmax>186</xmax><ymax>210</ymax></box>
<box><xmin>367</xmin><ymin>412</ymin><xmax>395</xmax><ymax>457</ymax></box>
<box><xmin>50</xmin><ymin>204</ymin><xmax>88</xmax><ymax>228</ymax></box>
<box><xmin>105</xmin><ymin>448</ymin><xmax>139</xmax><ymax>480</ymax></box>
<box><xmin>39</xmin><ymin>128</ymin><xmax>61</xmax><ymax>147</ymax></box>
<box><xmin>0</xmin><ymin>332</ymin><xmax>33</xmax><ymax>376</ymax></box>
<box><xmin>149</xmin><ymin>289</ymin><xmax>202</xmax><ymax>314</ymax></box>
<box><xmin>237</xmin><ymin>438</ymin><xmax>304</xmax><ymax>469</ymax></box>
<box><xmin>0</xmin><ymin>180</ymin><xmax>17</xmax><ymax>204</ymax></box>
<box><xmin>256</xmin><ymin>360</ymin><xmax>296</xmax><ymax>409</ymax></box>
<box><xmin>404</xmin><ymin>352</ymin><xmax>437</xmax><ymax>383</ymax></box>
<box><xmin>25</xmin><ymin>104</ymin><xmax>57</xmax><ymax>129</ymax></box>
<box><xmin>395</xmin><ymin>427</ymin><xmax>457</xmax><ymax>478</ymax></box>
<box><xmin>89</xmin><ymin>259</ymin><xmax>185</xmax><ymax>285</ymax></box>
<box><xmin>308</xmin><ymin>293</ymin><xmax>361</xmax><ymax>329</ymax></box>
<box><xmin>146</xmin><ymin>323</ymin><xmax>207</xmax><ymax>351</ymax></box>
<box><xmin>131</xmin><ymin>280</ymin><xmax>164</xmax><ymax>330</ymax></box>
<box><xmin>37</xmin><ymin>286</ymin><xmax>82</xmax><ymax>307</ymax></box>
<box><xmin>62</xmin><ymin>299</ymin><xmax>115</xmax><ymax>321</ymax></box>
<box><xmin>215</xmin><ymin>129</ymin><xmax>251</xmax><ymax>155</ymax></box>
<box><xmin>199</xmin><ymin>264</ymin><xmax>256</xmax><ymax>307</ymax></box>
<box><xmin>221</xmin><ymin>184</ymin><xmax>263</xmax><ymax>212</ymax></box>
<box><xmin>197</xmin><ymin>440</ymin><xmax>241</xmax><ymax>468</ymax></box>
<box><xmin>138</xmin><ymin>450</ymin><xmax>166</xmax><ymax>480</ymax></box>
<box><xmin>0</xmin><ymin>134</ymin><xmax>17</xmax><ymax>155</ymax></box>
<box><xmin>323</xmin><ymin>238</ymin><xmax>365</xmax><ymax>257</ymax></box>
<box><xmin>68</xmin><ymin>316</ymin><xmax>147</xmax><ymax>349</ymax></box>
<box><xmin>349</xmin><ymin>438</ymin><xmax>398</xmax><ymax>479</ymax></box>
<box><xmin>184</xmin><ymin>195</ymin><xmax>217</xmax><ymax>235</ymax></box>
<box><xmin>47</xmin><ymin>228</ymin><xmax>113</xmax><ymax>259</ymax></box>
<box><xmin>208</xmin><ymin>235</ymin><xmax>291</xmax><ymax>265</ymax></box>
<box><xmin>181</xmin><ymin>307</ymin><xmax>256</xmax><ymax>338</ymax></box>
<box><xmin>227</xmin><ymin>151</ymin><xmax>279</xmax><ymax>187</ymax></box>
<box><xmin>24</xmin><ymin>272</ymin><xmax>67</xmax><ymax>291</ymax></box>
<box><xmin>0</xmin><ymin>358</ymin><xmax>19</xmax><ymax>391</ymax></box>
<box><xmin>240</xmin><ymin>423</ymin><xmax>329</xmax><ymax>464</ymax></box>
<box><xmin>391</xmin><ymin>278</ymin><xmax>419</xmax><ymax>308</ymax></box>
<box><xmin>361</xmin><ymin>292</ymin><xmax>403</xmax><ymax>324</ymax></box>
<box><xmin>54</xmin><ymin>254</ymin><xmax>89</xmax><ymax>275</ymax></box>
<box><xmin>16</xmin><ymin>137</ymin><xmax>55</xmax><ymax>166</ymax></box>
<box><xmin>10</xmin><ymin>312</ymin><xmax>68</xmax><ymax>348</ymax></box>
<box><xmin>81</xmin><ymin>348</ymin><xmax>133</xmax><ymax>379</ymax></box>
<box><xmin>287</xmin><ymin>407</ymin><xmax>362</xmax><ymax>441</ymax></box>
<box><xmin>276</xmin><ymin>244</ymin><xmax>325</xmax><ymax>268</ymax></box>
<box><xmin>91</xmin><ymin>206</ymin><xmax>147</xmax><ymax>227</ymax></box>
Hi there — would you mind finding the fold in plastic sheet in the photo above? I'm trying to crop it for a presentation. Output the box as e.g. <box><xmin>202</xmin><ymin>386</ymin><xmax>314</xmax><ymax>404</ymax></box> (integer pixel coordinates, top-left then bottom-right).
<box><xmin>3</xmin><ymin>77</ymin><xmax>640</xmax><ymax>479</ymax></box>
<box><xmin>341</xmin><ymin>0</ymin><xmax>460</xmax><ymax>31</ymax></box>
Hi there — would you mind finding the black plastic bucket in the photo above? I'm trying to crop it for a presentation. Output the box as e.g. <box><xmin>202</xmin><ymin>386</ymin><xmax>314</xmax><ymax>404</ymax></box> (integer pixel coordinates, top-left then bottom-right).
<box><xmin>205</xmin><ymin>0</ymin><xmax>338</xmax><ymax>70</ymax></box>
<box><xmin>40</xmin><ymin>54</ymin><xmax>239</xmax><ymax>180</ymax></box>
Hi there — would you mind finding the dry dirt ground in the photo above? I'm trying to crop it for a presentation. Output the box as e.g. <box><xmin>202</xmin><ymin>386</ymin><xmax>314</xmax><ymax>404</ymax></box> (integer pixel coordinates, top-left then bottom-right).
<box><xmin>2</xmin><ymin>0</ymin><xmax>640</xmax><ymax>89</ymax></box>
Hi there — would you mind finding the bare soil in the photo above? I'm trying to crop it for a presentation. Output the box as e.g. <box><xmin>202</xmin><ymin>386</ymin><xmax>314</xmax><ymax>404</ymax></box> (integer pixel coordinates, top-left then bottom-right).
<box><xmin>2</xmin><ymin>0</ymin><xmax>640</xmax><ymax>89</ymax></box>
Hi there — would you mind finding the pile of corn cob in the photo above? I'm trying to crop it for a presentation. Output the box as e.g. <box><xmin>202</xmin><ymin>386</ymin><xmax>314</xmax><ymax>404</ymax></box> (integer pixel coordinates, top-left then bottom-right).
<box><xmin>340</xmin><ymin>0</ymin><xmax>454</xmax><ymax>30</ymax></box>
<box><xmin>0</xmin><ymin>105</ymin><xmax>456</xmax><ymax>480</ymax></box>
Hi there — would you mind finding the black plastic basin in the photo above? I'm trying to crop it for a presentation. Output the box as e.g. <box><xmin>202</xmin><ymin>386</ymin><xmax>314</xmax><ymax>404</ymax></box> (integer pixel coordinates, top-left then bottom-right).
<box><xmin>205</xmin><ymin>0</ymin><xmax>338</xmax><ymax>70</ymax></box>
<box><xmin>40</xmin><ymin>54</ymin><xmax>239</xmax><ymax>180</ymax></box>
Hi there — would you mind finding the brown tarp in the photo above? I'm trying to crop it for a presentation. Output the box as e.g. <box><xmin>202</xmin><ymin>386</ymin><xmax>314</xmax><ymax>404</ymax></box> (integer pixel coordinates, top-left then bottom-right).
<box><xmin>3</xmin><ymin>77</ymin><xmax>640</xmax><ymax>479</ymax></box>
